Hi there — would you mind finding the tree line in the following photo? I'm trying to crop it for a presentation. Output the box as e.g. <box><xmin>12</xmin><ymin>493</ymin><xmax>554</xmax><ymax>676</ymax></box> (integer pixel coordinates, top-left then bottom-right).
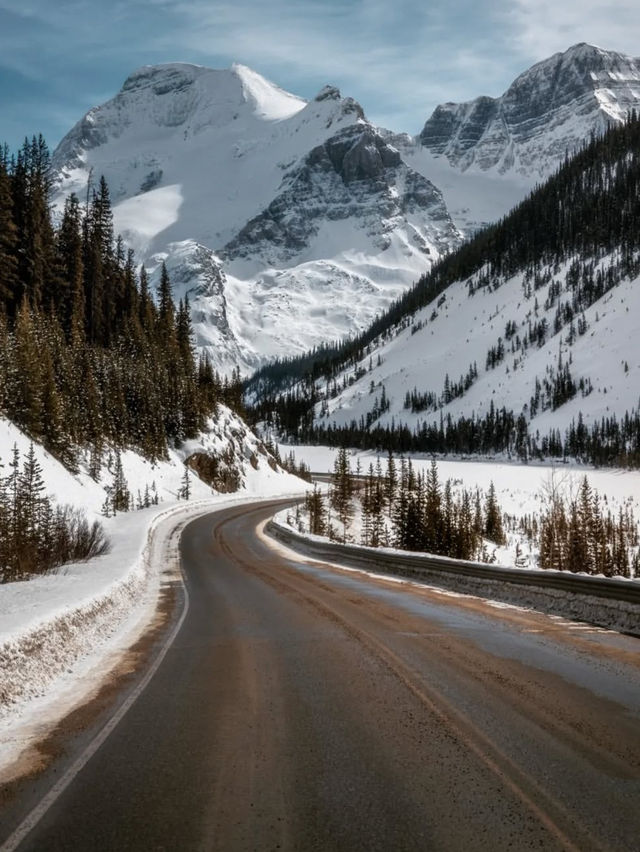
<box><xmin>269</xmin><ymin>399</ymin><xmax>640</xmax><ymax>470</ymax></box>
<box><xmin>0</xmin><ymin>136</ymin><xmax>242</xmax><ymax>468</ymax></box>
<box><xmin>302</xmin><ymin>450</ymin><xmax>505</xmax><ymax>562</ymax></box>
<box><xmin>0</xmin><ymin>444</ymin><xmax>108</xmax><ymax>582</ymax></box>
<box><xmin>297</xmin><ymin>452</ymin><xmax>639</xmax><ymax>577</ymax></box>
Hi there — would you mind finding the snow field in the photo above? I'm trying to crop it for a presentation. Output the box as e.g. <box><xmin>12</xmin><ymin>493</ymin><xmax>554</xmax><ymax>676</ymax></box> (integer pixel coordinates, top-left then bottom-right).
<box><xmin>318</xmin><ymin>259</ymin><xmax>640</xmax><ymax>437</ymax></box>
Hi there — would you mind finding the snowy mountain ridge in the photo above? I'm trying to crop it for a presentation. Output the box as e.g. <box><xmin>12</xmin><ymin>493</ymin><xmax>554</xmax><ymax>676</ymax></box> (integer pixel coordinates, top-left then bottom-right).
<box><xmin>419</xmin><ymin>44</ymin><xmax>640</xmax><ymax>180</ymax></box>
<box><xmin>50</xmin><ymin>46</ymin><xmax>640</xmax><ymax>373</ymax></box>
<box><xmin>52</xmin><ymin>63</ymin><xmax>460</xmax><ymax>373</ymax></box>
<box><xmin>256</xmin><ymin>113</ymin><xmax>640</xmax><ymax>461</ymax></box>
<box><xmin>385</xmin><ymin>43</ymin><xmax>640</xmax><ymax>234</ymax></box>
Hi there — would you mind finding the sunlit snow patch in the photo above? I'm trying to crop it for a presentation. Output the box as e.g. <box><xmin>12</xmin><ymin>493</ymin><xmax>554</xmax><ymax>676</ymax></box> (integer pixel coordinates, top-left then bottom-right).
<box><xmin>113</xmin><ymin>184</ymin><xmax>183</xmax><ymax>255</ymax></box>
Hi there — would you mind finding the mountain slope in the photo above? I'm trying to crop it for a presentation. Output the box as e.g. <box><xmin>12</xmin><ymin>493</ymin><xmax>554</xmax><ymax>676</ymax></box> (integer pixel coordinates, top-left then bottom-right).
<box><xmin>410</xmin><ymin>43</ymin><xmax>640</xmax><ymax>230</ymax></box>
<box><xmin>52</xmin><ymin>64</ymin><xmax>460</xmax><ymax>372</ymax></box>
<box><xmin>249</xmin><ymin>115</ymin><xmax>640</xmax><ymax>465</ymax></box>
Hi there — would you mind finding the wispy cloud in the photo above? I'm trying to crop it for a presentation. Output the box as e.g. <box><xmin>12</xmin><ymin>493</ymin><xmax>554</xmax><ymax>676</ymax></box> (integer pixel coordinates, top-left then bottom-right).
<box><xmin>1</xmin><ymin>0</ymin><xmax>639</xmax><ymax>149</ymax></box>
<box><xmin>501</xmin><ymin>0</ymin><xmax>640</xmax><ymax>62</ymax></box>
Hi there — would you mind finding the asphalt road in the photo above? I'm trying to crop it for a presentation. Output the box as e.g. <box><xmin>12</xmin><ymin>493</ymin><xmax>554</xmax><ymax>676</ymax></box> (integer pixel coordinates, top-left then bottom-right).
<box><xmin>2</xmin><ymin>499</ymin><xmax>640</xmax><ymax>851</ymax></box>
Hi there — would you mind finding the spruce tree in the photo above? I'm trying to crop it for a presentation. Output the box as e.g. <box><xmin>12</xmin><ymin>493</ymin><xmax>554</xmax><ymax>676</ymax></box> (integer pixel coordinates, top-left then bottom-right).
<box><xmin>484</xmin><ymin>482</ymin><xmax>505</xmax><ymax>544</ymax></box>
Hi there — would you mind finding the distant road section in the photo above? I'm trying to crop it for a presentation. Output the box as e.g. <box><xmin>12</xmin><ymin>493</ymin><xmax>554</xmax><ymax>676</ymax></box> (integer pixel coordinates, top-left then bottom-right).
<box><xmin>2</xmin><ymin>499</ymin><xmax>639</xmax><ymax>851</ymax></box>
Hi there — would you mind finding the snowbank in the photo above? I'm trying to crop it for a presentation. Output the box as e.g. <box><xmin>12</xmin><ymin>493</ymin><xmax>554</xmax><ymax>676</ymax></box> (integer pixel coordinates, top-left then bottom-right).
<box><xmin>0</xmin><ymin>410</ymin><xmax>305</xmax><ymax>774</ymax></box>
<box><xmin>268</xmin><ymin>512</ymin><xmax>640</xmax><ymax>635</ymax></box>
<box><xmin>0</xmin><ymin>486</ymin><xmax>304</xmax><ymax>776</ymax></box>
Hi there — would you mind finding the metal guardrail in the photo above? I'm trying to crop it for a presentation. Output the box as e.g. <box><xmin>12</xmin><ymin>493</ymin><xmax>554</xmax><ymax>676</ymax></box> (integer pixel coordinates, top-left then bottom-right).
<box><xmin>267</xmin><ymin>519</ymin><xmax>640</xmax><ymax>608</ymax></box>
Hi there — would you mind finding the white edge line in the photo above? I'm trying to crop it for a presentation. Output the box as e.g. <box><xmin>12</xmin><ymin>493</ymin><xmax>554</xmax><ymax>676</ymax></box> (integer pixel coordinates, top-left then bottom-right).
<box><xmin>0</xmin><ymin>530</ymin><xmax>192</xmax><ymax>852</ymax></box>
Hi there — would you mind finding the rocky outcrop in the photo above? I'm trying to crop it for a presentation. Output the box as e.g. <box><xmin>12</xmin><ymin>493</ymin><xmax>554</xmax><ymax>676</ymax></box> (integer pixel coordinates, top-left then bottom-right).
<box><xmin>224</xmin><ymin>125</ymin><xmax>455</xmax><ymax>265</ymax></box>
<box><xmin>419</xmin><ymin>44</ymin><xmax>640</xmax><ymax>178</ymax></box>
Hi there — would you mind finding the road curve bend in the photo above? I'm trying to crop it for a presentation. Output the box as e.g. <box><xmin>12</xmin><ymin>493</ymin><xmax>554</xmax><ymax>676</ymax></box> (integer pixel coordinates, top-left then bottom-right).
<box><xmin>1</xmin><ymin>498</ymin><xmax>639</xmax><ymax>851</ymax></box>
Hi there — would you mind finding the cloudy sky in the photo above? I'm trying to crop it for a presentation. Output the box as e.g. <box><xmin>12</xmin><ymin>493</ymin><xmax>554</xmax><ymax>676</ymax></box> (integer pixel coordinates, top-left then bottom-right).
<box><xmin>1</xmin><ymin>0</ymin><xmax>639</xmax><ymax>151</ymax></box>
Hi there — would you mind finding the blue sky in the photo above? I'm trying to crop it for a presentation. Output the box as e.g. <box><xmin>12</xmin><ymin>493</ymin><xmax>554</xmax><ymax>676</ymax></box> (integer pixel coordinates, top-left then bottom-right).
<box><xmin>1</xmin><ymin>0</ymin><xmax>639</xmax><ymax>152</ymax></box>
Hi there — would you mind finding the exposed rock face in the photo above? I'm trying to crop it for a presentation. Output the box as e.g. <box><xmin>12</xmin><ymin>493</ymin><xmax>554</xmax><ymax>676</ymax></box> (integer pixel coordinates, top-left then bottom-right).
<box><xmin>224</xmin><ymin>125</ymin><xmax>454</xmax><ymax>265</ymax></box>
<box><xmin>51</xmin><ymin>63</ymin><xmax>461</xmax><ymax>372</ymax></box>
<box><xmin>420</xmin><ymin>44</ymin><xmax>640</xmax><ymax>178</ymax></box>
<box><xmin>186</xmin><ymin>450</ymin><xmax>242</xmax><ymax>493</ymax></box>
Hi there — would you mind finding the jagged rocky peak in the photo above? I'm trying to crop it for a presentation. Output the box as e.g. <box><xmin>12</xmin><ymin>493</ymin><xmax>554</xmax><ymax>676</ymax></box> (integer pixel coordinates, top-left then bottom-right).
<box><xmin>315</xmin><ymin>84</ymin><xmax>342</xmax><ymax>101</ymax></box>
<box><xmin>500</xmin><ymin>43</ymin><xmax>640</xmax><ymax>121</ymax></box>
<box><xmin>419</xmin><ymin>43</ymin><xmax>640</xmax><ymax>177</ymax></box>
<box><xmin>311</xmin><ymin>84</ymin><xmax>365</xmax><ymax>123</ymax></box>
<box><xmin>224</xmin><ymin>122</ymin><xmax>455</xmax><ymax>266</ymax></box>
<box><xmin>310</xmin><ymin>126</ymin><xmax>401</xmax><ymax>183</ymax></box>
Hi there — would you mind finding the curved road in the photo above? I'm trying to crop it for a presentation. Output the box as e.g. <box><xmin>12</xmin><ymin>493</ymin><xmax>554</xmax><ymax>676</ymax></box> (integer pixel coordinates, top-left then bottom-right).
<box><xmin>1</xmin><ymin>499</ymin><xmax>640</xmax><ymax>851</ymax></box>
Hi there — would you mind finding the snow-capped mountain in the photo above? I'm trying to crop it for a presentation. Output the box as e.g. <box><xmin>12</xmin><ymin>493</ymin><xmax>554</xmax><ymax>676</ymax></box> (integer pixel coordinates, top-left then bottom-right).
<box><xmin>51</xmin><ymin>47</ymin><xmax>640</xmax><ymax>374</ymax></box>
<box><xmin>52</xmin><ymin>63</ymin><xmax>460</xmax><ymax>372</ymax></box>
<box><xmin>256</xmin><ymin>111</ymin><xmax>640</xmax><ymax>456</ymax></box>
<box><xmin>407</xmin><ymin>44</ymin><xmax>640</xmax><ymax>231</ymax></box>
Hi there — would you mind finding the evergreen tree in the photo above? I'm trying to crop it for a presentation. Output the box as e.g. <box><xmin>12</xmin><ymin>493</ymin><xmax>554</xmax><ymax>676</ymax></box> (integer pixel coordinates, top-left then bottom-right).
<box><xmin>305</xmin><ymin>484</ymin><xmax>327</xmax><ymax>536</ymax></box>
<box><xmin>330</xmin><ymin>447</ymin><xmax>354</xmax><ymax>542</ymax></box>
<box><xmin>484</xmin><ymin>482</ymin><xmax>505</xmax><ymax>544</ymax></box>
<box><xmin>0</xmin><ymin>153</ymin><xmax>18</xmax><ymax>307</ymax></box>
<box><xmin>110</xmin><ymin>451</ymin><xmax>131</xmax><ymax>513</ymax></box>
<box><xmin>179</xmin><ymin>464</ymin><xmax>191</xmax><ymax>500</ymax></box>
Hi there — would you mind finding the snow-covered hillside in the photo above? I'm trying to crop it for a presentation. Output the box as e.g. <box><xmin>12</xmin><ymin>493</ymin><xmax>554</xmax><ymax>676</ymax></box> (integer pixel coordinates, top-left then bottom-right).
<box><xmin>313</xmin><ymin>256</ymin><xmax>640</xmax><ymax>438</ymax></box>
<box><xmin>52</xmin><ymin>63</ymin><xmax>460</xmax><ymax>372</ymax></box>
<box><xmin>0</xmin><ymin>411</ymin><xmax>306</xmax><ymax>774</ymax></box>
<box><xmin>0</xmin><ymin>405</ymin><xmax>299</xmax><ymax>521</ymax></box>
<box><xmin>413</xmin><ymin>44</ymin><xmax>640</xmax><ymax>229</ymax></box>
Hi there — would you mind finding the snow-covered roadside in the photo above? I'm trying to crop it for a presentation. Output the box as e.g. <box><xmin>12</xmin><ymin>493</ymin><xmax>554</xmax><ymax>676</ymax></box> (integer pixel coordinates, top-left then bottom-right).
<box><xmin>0</xmin><ymin>405</ymin><xmax>306</xmax><ymax>778</ymax></box>
<box><xmin>280</xmin><ymin>444</ymin><xmax>640</xmax><ymax>570</ymax></box>
<box><xmin>0</xmin><ymin>483</ymin><xmax>304</xmax><ymax>779</ymax></box>
<box><xmin>266</xmin><ymin>513</ymin><xmax>640</xmax><ymax>635</ymax></box>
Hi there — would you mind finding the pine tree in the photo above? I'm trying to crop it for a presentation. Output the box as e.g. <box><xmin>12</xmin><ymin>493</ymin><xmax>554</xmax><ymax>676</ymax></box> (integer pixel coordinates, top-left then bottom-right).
<box><xmin>0</xmin><ymin>153</ymin><xmax>18</xmax><ymax>307</ymax></box>
<box><xmin>180</xmin><ymin>464</ymin><xmax>191</xmax><ymax>500</ymax></box>
<box><xmin>56</xmin><ymin>193</ymin><xmax>85</xmax><ymax>340</ymax></box>
<box><xmin>484</xmin><ymin>482</ymin><xmax>505</xmax><ymax>544</ymax></box>
<box><xmin>423</xmin><ymin>460</ymin><xmax>442</xmax><ymax>553</ymax></box>
<box><xmin>111</xmin><ymin>451</ymin><xmax>130</xmax><ymax>513</ymax></box>
<box><xmin>306</xmin><ymin>484</ymin><xmax>327</xmax><ymax>536</ymax></box>
<box><xmin>330</xmin><ymin>447</ymin><xmax>354</xmax><ymax>542</ymax></box>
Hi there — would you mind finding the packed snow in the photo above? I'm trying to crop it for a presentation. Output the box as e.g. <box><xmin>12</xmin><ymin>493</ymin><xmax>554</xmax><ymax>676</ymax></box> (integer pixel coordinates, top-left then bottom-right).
<box><xmin>0</xmin><ymin>412</ymin><xmax>306</xmax><ymax>779</ymax></box>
